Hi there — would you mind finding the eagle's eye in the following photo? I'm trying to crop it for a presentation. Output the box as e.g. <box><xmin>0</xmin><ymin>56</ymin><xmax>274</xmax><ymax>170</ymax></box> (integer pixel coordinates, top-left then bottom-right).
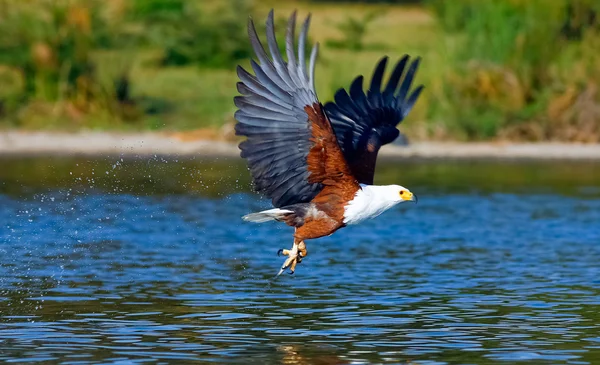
<box><xmin>399</xmin><ymin>190</ymin><xmax>406</xmax><ymax>197</ymax></box>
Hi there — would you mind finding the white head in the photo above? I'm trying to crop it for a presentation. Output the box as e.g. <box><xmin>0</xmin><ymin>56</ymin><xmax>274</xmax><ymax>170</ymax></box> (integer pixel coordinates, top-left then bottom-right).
<box><xmin>343</xmin><ymin>184</ymin><xmax>417</xmax><ymax>225</ymax></box>
<box><xmin>389</xmin><ymin>184</ymin><xmax>417</xmax><ymax>204</ymax></box>
<box><xmin>368</xmin><ymin>184</ymin><xmax>417</xmax><ymax>204</ymax></box>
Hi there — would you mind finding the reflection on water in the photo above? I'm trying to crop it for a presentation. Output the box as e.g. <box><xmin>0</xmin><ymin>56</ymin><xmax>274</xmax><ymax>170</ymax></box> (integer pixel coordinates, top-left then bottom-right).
<box><xmin>1</xmin><ymin>156</ymin><xmax>600</xmax><ymax>364</ymax></box>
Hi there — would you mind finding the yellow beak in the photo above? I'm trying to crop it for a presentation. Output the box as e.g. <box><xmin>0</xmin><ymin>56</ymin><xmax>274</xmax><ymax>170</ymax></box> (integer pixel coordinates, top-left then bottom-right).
<box><xmin>401</xmin><ymin>191</ymin><xmax>417</xmax><ymax>203</ymax></box>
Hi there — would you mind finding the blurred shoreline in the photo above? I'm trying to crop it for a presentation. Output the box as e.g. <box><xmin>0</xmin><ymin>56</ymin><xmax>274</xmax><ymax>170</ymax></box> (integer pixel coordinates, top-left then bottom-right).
<box><xmin>1</xmin><ymin>131</ymin><xmax>600</xmax><ymax>160</ymax></box>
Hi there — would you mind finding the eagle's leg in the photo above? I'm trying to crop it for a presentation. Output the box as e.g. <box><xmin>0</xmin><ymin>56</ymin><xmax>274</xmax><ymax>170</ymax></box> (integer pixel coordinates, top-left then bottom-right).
<box><xmin>277</xmin><ymin>241</ymin><xmax>298</xmax><ymax>276</ymax></box>
<box><xmin>296</xmin><ymin>241</ymin><xmax>307</xmax><ymax>263</ymax></box>
<box><xmin>276</xmin><ymin>239</ymin><xmax>307</xmax><ymax>276</ymax></box>
<box><xmin>288</xmin><ymin>241</ymin><xmax>308</xmax><ymax>273</ymax></box>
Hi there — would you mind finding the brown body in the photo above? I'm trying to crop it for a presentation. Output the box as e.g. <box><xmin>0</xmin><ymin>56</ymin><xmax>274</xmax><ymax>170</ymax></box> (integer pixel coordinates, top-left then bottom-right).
<box><xmin>290</xmin><ymin>103</ymin><xmax>361</xmax><ymax>243</ymax></box>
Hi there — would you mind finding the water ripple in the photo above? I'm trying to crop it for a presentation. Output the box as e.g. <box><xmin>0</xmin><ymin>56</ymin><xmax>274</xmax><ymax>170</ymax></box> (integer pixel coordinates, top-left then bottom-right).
<box><xmin>1</xmin><ymin>159</ymin><xmax>600</xmax><ymax>364</ymax></box>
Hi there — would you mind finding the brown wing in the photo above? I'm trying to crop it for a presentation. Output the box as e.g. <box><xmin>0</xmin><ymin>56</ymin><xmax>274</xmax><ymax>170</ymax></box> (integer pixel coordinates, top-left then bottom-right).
<box><xmin>305</xmin><ymin>102</ymin><xmax>359</xmax><ymax>191</ymax></box>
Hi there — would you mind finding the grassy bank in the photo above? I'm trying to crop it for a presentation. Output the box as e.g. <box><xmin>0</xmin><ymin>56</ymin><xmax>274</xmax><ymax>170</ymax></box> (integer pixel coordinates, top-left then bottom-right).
<box><xmin>0</xmin><ymin>0</ymin><xmax>598</xmax><ymax>142</ymax></box>
<box><xmin>428</xmin><ymin>0</ymin><xmax>600</xmax><ymax>142</ymax></box>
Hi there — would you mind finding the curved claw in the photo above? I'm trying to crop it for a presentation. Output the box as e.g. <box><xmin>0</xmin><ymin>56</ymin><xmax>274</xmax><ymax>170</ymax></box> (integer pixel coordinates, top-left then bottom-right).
<box><xmin>288</xmin><ymin>270</ymin><xmax>294</xmax><ymax>275</ymax></box>
<box><xmin>277</xmin><ymin>249</ymin><xmax>283</xmax><ymax>257</ymax></box>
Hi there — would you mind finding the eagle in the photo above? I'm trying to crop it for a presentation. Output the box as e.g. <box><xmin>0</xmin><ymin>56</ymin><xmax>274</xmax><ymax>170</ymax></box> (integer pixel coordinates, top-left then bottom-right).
<box><xmin>234</xmin><ymin>10</ymin><xmax>423</xmax><ymax>276</ymax></box>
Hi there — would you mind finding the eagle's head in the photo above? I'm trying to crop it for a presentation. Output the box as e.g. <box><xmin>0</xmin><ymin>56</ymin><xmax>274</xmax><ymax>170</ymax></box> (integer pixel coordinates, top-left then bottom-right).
<box><xmin>392</xmin><ymin>185</ymin><xmax>417</xmax><ymax>203</ymax></box>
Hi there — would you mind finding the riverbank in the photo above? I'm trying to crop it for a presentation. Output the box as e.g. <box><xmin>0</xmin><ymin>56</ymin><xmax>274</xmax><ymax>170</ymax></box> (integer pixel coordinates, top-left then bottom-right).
<box><xmin>1</xmin><ymin>131</ymin><xmax>600</xmax><ymax>160</ymax></box>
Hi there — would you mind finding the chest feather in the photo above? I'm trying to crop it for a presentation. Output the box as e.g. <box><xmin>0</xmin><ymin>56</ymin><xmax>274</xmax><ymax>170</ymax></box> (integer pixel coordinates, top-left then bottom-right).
<box><xmin>343</xmin><ymin>186</ymin><xmax>395</xmax><ymax>225</ymax></box>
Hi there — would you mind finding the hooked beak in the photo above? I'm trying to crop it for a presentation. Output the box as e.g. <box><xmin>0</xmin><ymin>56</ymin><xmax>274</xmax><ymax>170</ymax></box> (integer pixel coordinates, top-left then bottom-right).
<box><xmin>401</xmin><ymin>191</ymin><xmax>418</xmax><ymax>203</ymax></box>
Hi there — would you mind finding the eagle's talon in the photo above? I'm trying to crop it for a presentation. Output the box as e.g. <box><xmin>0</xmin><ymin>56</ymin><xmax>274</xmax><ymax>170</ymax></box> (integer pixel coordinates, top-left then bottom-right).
<box><xmin>277</xmin><ymin>249</ymin><xmax>283</xmax><ymax>257</ymax></box>
<box><xmin>277</xmin><ymin>240</ymin><xmax>306</xmax><ymax>275</ymax></box>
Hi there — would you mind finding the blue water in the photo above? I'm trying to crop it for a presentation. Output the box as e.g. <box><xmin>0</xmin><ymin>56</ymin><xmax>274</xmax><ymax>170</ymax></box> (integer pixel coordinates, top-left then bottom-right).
<box><xmin>1</xmin><ymin>157</ymin><xmax>600</xmax><ymax>364</ymax></box>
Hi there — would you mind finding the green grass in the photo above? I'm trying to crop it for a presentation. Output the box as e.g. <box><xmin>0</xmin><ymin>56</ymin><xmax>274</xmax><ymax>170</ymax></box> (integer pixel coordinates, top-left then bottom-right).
<box><xmin>0</xmin><ymin>0</ymin><xmax>598</xmax><ymax>142</ymax></box>
<box><xmin>427</xmin><ymin>0</ymin><xmax>600</xmax><ymax>141</ymax></box>
<box><xmin>125</xmin><ymin>2</ymin><xmax>442</xmax><ymax>135</ymax></box>
<box><xmin>0</xmin><ymin>0</ymin><xmax>442</xmax><ymax>136</ymax></box>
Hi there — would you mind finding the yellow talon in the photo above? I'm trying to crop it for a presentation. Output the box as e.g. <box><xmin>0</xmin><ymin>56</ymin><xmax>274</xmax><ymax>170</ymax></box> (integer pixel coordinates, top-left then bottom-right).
<box><xmin>276</xmin><ymin>241</ymin><xmax>307</xmax><ymax>276</ymax></box>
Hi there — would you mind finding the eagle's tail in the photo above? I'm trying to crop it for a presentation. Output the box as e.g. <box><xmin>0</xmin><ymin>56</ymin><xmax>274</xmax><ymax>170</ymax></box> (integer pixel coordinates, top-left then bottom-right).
<box><xmin>242</xmin><ymin>208</ymin><xmax>294</xmax><ymax>223</ymax></box>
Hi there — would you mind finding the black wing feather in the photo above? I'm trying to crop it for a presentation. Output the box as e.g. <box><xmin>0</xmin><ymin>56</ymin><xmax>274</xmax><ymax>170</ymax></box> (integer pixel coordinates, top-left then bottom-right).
<box><xmin>324</xmin><ymin>55</ymin><xmax>423</xmax><ymax>184</ymax></box>
<box><xmin>235</xmin><ymin>10</ymin><xmax>323</xmax><ymax>207</ymax></box>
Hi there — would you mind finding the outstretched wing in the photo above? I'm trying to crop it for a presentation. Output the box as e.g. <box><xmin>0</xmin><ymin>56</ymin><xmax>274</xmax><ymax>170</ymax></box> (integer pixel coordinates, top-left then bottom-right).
<box><xmin>324</xmin><ymin>56</ymin><xmax>424</xmax><ymax>184</ymax></box>
<box><xmin>235</xmin><ymin>10</ymin><xmax>355</xmax><ymax>208</ymax></box>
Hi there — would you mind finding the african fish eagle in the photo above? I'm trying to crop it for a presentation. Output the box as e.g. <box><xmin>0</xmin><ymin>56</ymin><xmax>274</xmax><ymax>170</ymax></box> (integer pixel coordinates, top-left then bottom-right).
<box><xmin>234</xmin><ymin>10</ymin><xmax>423</xmax><ymax>276</ymax></box>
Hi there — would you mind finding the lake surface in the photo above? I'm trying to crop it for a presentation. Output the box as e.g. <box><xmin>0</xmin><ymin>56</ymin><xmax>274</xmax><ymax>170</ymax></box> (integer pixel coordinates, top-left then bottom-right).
<box><xmin>1</xmin><ymin>156</ymin><xmax>600</xmax><ymax>364</ymax></box>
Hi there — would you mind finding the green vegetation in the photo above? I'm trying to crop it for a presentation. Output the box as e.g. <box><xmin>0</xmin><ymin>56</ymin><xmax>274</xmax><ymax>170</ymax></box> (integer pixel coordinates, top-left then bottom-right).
<box><xmin>428</xmin><ymin>0</ymin><xmax>600</xmax><ymax>141</ymax></box>
<box><xmin>127</xmin><ymin>0</ymin><xmax>254</xmax><ymax>69</ymax></box>
<box><xmin>326</xmin><ymin>11</ymin><xmax>384</xmax><ymax>51</ymax></box>
<box><xmin>0</xmin><ymin>0</ymin><xmax>598</xmax><ymax>142</ymax></box>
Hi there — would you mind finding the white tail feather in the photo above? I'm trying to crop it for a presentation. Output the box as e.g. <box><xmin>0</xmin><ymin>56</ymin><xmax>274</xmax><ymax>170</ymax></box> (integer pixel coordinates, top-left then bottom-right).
<box><xmin>242</xmin><ymin>208</ymin><xmax>293</xmax><ymax>223</ymax></box>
